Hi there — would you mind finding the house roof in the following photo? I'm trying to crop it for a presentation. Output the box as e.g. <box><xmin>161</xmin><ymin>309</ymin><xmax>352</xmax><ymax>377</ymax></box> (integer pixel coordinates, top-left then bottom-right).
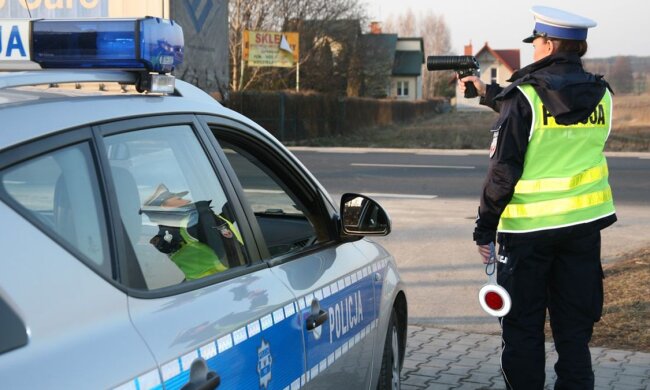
<box><xmin>358</xmin><ymin>33</ymin><xmax>398</xmax><ymax>97</ymax></box>
<box><xmin>476</xmin><ymin>43</ymin><xmax>520</xmax><ymax>72</ymax></box>
<box><xmin>360</xmin><ymin>33</ymin><xmax>398</xmax><ymax>73</ymax></box>
<box><xmin>393</xmin><ymin>51</ymin><xmax>423</xmax><ymax>76</ymax></box>
<box><xmin>494</xmin><ymin>49</ymin><xmax>520</xmax><ymax>71</ymax></box>
<box><xmin>392</xmin><ymin>37</ymin><xmax>425</xmax><ymax>76</ymax></box>
<box><xmin>296</xmin><ymin>19</ymin><xmax>362</xmax><ymax>37</ymax></box>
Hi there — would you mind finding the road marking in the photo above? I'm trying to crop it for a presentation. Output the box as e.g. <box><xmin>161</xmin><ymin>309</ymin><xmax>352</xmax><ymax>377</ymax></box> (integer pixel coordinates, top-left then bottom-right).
<box><xmin>364</xmin><ymin>193</ymin><xmax>438</xmax><ymax>200</ymax></box>
<box><xmin>351</xmin><ymin>163</ymin><xmax>475</xmax><ymax>169</ymax></box>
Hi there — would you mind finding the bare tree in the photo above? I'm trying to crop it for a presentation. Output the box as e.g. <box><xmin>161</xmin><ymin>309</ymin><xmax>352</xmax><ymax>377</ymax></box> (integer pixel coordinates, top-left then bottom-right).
<box><xmin>584</xmin><ymin>59</ymin><xmax>609</xmax><ymax>77</ymax></box>
<box><xmin>383</xmin><ymin>14</ymin><xmax>397</xmax><ymax>35</ymax></box>
<box><xmin>382</xmin><ymin>8</ymin><xmax>416</xmax><ymax>37</ymax></box>
<box><xmin>229</xmin><ymin>0</ymin><xmax>366</xmax><ymax>92</ymax></box>
<box><xmin>397</xmin><ymin>9</ymin><xmax>417</xmax><ymax>37</ymax></box>
<box><xmin>383</xmin><ymin>9</ymin><xmax>452</xmax><ymax>98</ymax></box>
<box><xmin>419</xmin><ymin>12</ymin><xmax>452</xmax><ymax>98</ymax></box>
<box><xmin>609</xmin><ymin>56</ymin><xmax>634</xmax><ymax>94</ymax></box>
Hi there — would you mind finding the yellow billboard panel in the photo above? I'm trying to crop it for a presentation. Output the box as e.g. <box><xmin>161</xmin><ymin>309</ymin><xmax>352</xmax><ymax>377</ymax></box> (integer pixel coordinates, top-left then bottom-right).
<box><xmin>243</xmin><ymin>30</ymin><xmax>299</xmax><ymax>68</ymax></box>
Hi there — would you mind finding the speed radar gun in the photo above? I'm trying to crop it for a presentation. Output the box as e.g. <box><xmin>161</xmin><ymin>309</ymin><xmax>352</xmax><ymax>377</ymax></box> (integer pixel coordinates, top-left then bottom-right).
<box><xmin>426</xmin><ymin>56</ymin><xmax>480</xmax><ymax>98</ymax></box>
<box><xmin>478</xmin><ymin>242</ymin><xmax>512</xmax><ymax>317</ymax></box>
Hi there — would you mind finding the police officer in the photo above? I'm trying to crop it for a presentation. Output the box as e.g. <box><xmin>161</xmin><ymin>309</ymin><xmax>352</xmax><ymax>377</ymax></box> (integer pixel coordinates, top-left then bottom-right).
<box><xmin>461</xmin><ymin>6</ymin><xmax>616</xmax><ymax>390</ymax></box>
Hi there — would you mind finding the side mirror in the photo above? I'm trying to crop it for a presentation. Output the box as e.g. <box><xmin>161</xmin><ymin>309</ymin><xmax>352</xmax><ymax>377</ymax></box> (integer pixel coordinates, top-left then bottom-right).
<box><xmin>340</xmin><ymin>193</ymin><xmax>391</xmax><ymax>237</ymax></box>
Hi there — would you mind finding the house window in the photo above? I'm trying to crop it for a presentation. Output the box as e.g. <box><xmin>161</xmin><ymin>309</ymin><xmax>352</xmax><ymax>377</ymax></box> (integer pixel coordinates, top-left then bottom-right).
<box><xmin>397</xmin><ymin>81</ymin><xmax>409</xmax><ymax>97</ymax></box>
<box><xmin>491</xmin><ymin>68</ymin><xmax>498</xmax><ymax>84</ymax></box>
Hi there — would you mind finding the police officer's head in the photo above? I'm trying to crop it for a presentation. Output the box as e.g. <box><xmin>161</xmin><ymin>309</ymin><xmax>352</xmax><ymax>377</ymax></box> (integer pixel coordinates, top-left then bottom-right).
<box><xmin>523</xmin><ymin>6</ymin><xmax>596</xmax><ymax>60</ymax></box>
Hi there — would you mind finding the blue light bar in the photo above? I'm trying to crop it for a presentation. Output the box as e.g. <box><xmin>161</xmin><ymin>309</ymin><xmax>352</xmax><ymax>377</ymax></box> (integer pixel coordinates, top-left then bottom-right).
<box><xmin>30</xmin><ymin>17</ymin><xmax>184</xmax><ymax>73</ymax></box>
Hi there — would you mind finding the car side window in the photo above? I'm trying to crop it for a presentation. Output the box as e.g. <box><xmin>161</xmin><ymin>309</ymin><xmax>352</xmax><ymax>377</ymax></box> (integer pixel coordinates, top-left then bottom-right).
<box><xmin>104</xmin><ymin>125</ymin><xmax>247</xmax><ymax>290</ymax></box>
<box><xmin>216</xmin><ymin>137</ymin><xmax>330</xmax><ymax>258</ymax></box>
<box><xmin>0</xmin><ymin>143</ymin><xmax>111</xmax><ymax>276</ymax></box>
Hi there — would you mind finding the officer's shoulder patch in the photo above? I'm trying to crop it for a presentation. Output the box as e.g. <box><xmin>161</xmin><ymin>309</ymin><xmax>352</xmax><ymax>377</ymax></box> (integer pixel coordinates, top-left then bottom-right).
<box><xmin>489</xmin><ymin>125</ymin><xmax>501</xmax><ymax>159</ymax></box>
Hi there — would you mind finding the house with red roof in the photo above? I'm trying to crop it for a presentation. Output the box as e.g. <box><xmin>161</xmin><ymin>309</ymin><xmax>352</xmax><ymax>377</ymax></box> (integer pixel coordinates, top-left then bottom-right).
<box><xmin>456</xmin><ymin>42</ymin><xmax>520</xmax><ymax>109</ymax></box>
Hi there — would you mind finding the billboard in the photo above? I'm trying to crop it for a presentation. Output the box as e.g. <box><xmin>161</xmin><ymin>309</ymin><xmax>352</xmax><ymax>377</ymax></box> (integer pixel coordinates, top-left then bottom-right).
<box><xmin>170</xmin><ymin>0</ymin><xmax>229</xmax><ymax>98</ymax></box>
<box><xmin>243</xmin><ymin>30</ymin><xmax>299</xmax><ymax>68</ymax></box>
<box><xmin>0</xmin><ymin>0</ymin><xmax>107</xmax><ymax>18</ymax></box>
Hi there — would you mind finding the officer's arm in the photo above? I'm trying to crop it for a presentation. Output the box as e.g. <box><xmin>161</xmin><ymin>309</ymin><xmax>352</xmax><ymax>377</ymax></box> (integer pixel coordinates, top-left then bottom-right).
<box><xmin>479</xmin><ymin>83</ymin><xmax>505</xmax><ymax>113</ymax></box>
<box><xmin>473</xmin><ymin>92</ymin><xmax>531</xmax><ymax>244</ymax></box>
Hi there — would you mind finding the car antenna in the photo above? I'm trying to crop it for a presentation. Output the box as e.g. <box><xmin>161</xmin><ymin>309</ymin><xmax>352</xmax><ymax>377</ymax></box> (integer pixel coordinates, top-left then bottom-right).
<box><xmin>24</xmin><ymin>0</ymin><xmax>32</xmax><ymax>18</ymax></box>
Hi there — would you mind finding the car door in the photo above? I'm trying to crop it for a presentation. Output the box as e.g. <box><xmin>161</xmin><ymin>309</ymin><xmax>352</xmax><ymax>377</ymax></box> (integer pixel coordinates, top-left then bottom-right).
<box><xmin>205</xmin><ymin>119</ymin><xmax>382</xmax><ymax>389</ymax></box>
<box><xmin>97</xmin><ymin>116</ymin><xmax>306</xmax><ymax>390</ymax></box>
<box><xmin>0</xmin><ymin>131</ymin><xmax>160</xmax><ymax>389</ymax></box>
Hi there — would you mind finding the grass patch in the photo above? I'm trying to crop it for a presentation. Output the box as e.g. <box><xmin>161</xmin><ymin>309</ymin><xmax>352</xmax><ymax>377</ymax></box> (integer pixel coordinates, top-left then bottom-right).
<box><xmin>607</xmin><ymin>94</ymin><xmax>650</xmax><ymax>151</ymax></box>
<box><xmin>295</xmin><ymin>110</ymin><xmax>499</xmax><ymax>149</ymax></box>
<box><xmin>592</xmin><ymin>248</ymin><xmax>650</xmax><ymax>352</ymax></box>
<box><xmin>295</xmin><ymin>94</ymin><xmax>650</xmax><ymax>151</ymax></box>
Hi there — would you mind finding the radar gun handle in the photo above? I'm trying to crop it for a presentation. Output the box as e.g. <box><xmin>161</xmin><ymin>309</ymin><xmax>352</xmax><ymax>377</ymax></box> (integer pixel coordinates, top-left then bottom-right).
<box><xmin>464</xmin><ymin>81</ymin><xmax>478</xmax><ymax>99</ymax></box>
<box><xmin>458</xmin><ymin>69</ymin><xmax>478</xmax><ymax>99</ymax></box>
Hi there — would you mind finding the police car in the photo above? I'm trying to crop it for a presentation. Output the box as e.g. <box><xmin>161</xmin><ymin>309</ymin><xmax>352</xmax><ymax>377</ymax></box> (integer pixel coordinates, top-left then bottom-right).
<box><xmin>0</xmin><ymin>18</ymin><xmax>407</xmax><ymax>390</ymax></box>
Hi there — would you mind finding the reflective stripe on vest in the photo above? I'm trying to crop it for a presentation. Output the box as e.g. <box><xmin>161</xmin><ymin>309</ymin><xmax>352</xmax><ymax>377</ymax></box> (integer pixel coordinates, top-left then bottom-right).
<box><xmin>513</xmin><ymin>161</ymin><xmax>608</xmax><ymax>194</ymax></box>
<box><xmin>498</xmin><ymin>84</ymin><xmax>615</xmax><ymax>233</ymax></box>
<box><xmin>502</xmin><ymin>187</ymin><xmax>612</xmax><ymax>219</ymax></box>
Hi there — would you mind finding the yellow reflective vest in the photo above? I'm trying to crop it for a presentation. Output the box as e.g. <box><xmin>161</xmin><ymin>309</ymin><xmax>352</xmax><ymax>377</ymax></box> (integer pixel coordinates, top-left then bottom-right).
<box><xmin>497</xmin><ymin>84</ymin><xmax>616</xmax><ymax>233</ymax></box>
<box><xmin>171</xmin><ymin>214</ymin><xmax>243</xmax><ymax>280</ymax></box>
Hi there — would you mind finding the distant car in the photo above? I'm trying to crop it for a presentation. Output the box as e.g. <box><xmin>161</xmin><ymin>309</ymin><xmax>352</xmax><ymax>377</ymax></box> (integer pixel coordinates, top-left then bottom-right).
<box><xmin>0</xmin><ymin>18</ymin><xmax>407</xmax><ymax>390</ymax></box>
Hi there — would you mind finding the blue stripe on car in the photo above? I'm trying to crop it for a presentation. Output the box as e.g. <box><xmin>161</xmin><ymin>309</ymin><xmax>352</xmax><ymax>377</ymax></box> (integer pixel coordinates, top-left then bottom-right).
<box><xmin>113</xmin><ymin>259</ymin><xmax>388</xmax><ymax>390</ymax></box>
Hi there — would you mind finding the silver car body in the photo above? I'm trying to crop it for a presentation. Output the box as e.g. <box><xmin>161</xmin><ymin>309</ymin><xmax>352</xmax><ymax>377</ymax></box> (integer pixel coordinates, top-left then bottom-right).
<box><xmin>0</xmin><ymin>71</ymin><xmax>407</xmax><ymax>389</ymax></box>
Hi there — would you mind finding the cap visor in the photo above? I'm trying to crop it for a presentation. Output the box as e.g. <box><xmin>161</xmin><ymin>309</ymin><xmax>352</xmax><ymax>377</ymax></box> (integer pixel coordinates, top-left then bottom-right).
<box><xmin>522</xmin><ymin>34</ymin><xmax>536</xmax><ymax>43</ymax></box>
<box><xmin>172</xmin><ymin>190</ymin><xmax>189</xmax><ymax>198</ymax></box>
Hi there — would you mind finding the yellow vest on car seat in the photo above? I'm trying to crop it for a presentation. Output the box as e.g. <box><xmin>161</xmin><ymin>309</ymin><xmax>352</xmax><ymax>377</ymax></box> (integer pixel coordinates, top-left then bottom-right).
<box><xmin>171</xmin><ymin>215</ymin><xmax>242</xmax><ymax>280</ymax></box>
<box><xmin>498</xmin><ymin>84</ymin><xmax>615</xmax><ymax>233</ymax></box>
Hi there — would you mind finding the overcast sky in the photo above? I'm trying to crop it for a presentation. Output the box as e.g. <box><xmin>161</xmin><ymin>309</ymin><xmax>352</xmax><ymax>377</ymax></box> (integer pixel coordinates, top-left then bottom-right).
<box><xmin>365</xmin><ymin>0</ymin><xmax>648</xmax><ymax>64</ymax></box>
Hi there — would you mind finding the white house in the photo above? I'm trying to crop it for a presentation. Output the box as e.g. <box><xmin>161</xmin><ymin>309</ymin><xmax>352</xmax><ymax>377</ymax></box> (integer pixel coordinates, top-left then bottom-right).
<box><xmin>391</xmin><ymin>37</ymin><xmax>425</xmax><ymax>101</ymax></box>
<box><xmin>456</xmin><ymin>42</ymin><xmax>520</xmax><ymax>110</ymax></box>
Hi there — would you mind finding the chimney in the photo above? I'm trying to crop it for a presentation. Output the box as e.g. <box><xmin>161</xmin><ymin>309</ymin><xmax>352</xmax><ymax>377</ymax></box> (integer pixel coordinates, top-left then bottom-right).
<box><xmin>464</xmin><ymin>41</ymin><xmax>473</xmax><ymax>56</ymax></box>
<box><xmin>370</xmin><ymin>21</ymin><xmax>382</xmax><ymax>34</ymax></box>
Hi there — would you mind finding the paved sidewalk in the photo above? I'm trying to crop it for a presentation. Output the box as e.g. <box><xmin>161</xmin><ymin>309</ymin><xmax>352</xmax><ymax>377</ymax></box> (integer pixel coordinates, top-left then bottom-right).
<box><xmin>402</xmin><ymin>326</ymin><xmax>650</xmax><ymax>390</ymax></box>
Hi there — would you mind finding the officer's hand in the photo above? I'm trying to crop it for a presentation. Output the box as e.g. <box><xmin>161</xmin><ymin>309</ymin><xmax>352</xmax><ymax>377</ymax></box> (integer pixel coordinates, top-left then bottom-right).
<box><xmin>477</xmin><ymin>244</ymin><xmax>492</xmax><ymax>264</ymax></box>
<box><xmin>459</xmin><ymin>76</ymin><xmax>486</xmax><ymax>97</ymax></box>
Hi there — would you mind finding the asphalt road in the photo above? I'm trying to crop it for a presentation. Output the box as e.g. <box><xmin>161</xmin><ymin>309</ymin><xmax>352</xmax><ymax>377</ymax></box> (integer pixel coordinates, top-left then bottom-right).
<box><xmin>290</xmin><ymin>147</ymin><xmax>650</xmax><ymax>334</ymax></box>
<box><xmin>291</xmin><ymin>147</ymin><xmax>650</xmax><ymax>205</ymax></box>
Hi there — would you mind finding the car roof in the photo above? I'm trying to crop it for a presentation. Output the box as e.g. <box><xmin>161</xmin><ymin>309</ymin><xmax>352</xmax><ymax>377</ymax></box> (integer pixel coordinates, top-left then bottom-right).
<box><xmin>0</xmin><ymin>70</ymin><xmax>269</xmax><ymax>151</ymax></box>
<box><xmin>0</xmin><ymin>70</ymin><xmax>335</xmax><ymax>209</ymax></box>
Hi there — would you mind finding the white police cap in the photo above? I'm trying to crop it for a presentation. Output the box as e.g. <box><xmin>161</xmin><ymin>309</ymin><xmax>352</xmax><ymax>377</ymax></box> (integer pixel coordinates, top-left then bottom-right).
<box><xmin>523</xmin><ymin>6</ymin><xmax>597</xmax><ymax>43</ymax></box>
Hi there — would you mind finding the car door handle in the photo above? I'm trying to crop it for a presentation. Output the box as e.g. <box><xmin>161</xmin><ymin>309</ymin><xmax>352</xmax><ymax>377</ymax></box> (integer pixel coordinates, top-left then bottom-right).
<box><xmin>181</xmin><ymin>357</ymin><xmax>221</xmax><ymax>390</ymax></box>
<box><xmin>307</xmin><ymin>309</ymin><xmax>329</xmax><ymax>330</ymax></box>
<box><xmin>307</xmin><ymin>299</ymin><xmax>329</xmax><ymax>330</ymax></box>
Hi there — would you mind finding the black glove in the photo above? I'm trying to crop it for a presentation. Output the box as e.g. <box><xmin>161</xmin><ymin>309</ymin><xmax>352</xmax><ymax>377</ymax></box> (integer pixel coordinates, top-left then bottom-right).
<box><xmin>150</xmin><ymin>227</ymin><xmax>182</xmax><ymax>253</ymax></box>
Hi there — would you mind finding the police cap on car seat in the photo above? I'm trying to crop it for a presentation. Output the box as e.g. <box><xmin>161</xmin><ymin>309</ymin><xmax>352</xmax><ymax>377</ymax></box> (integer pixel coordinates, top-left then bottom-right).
<box><xmin>143</xmin><ymin>183</ymin><xmax>189</xmax><ymax>207</ymax></box>
<box><xmin>523</xmin><ymin>5</ymin><xmax>597</xmax><ymax>43</ymax></box>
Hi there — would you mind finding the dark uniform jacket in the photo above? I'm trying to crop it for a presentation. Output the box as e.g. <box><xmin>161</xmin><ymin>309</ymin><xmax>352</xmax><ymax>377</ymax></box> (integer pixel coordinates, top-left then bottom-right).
<box><xmin>473</xmin><ymin>52</ymin><xmax>617</xmax><ymax>245</ymax></box>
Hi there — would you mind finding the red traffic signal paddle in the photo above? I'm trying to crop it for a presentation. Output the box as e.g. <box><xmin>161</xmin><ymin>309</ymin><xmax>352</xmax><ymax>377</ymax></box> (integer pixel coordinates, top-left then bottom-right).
<box><xmin>478</xmin><ymin>243</ymin><xmax>512</xmax><ymax>317</ymax></box>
